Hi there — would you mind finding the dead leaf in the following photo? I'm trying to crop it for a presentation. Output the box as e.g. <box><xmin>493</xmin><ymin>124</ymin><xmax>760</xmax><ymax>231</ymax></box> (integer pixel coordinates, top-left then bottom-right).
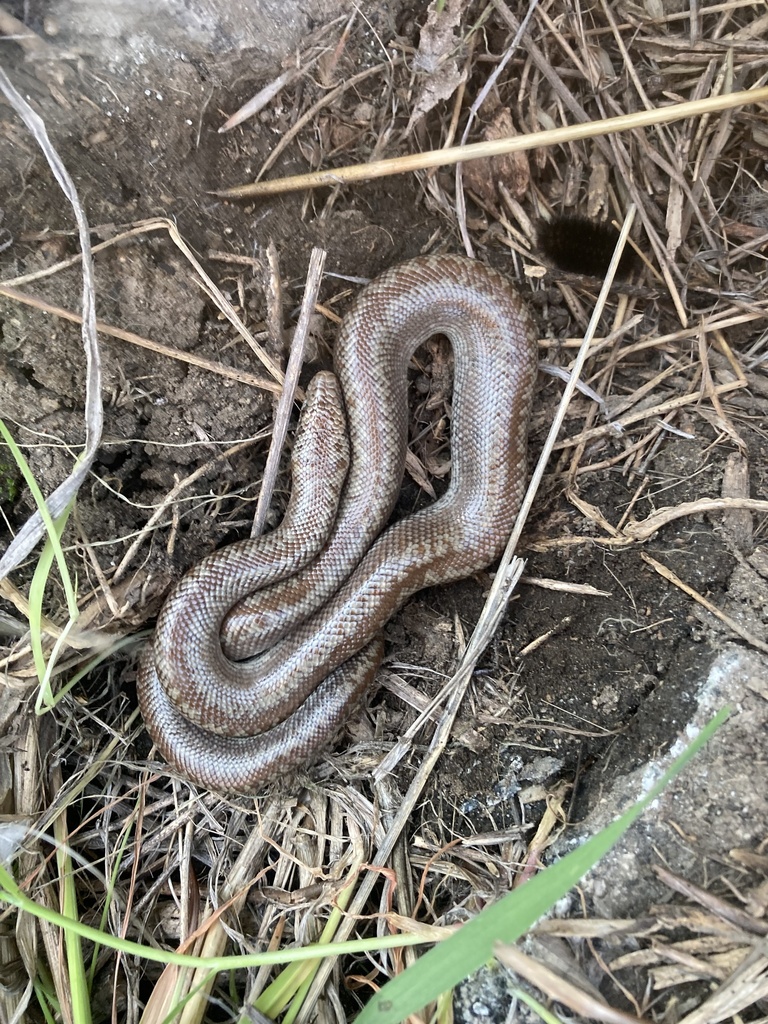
<box><xmin>407</xmin><ymin>0</ymin><xmax>467</xmax><ymax>131</ymax></box>
<box><xmin>463</xmin><ymin>107</ymin><xmax>530</xmax><ymax>206</ymax></box>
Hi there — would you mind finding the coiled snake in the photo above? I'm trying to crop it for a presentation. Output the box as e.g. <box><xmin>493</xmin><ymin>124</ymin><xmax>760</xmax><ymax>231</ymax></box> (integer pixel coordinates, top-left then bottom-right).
<box><xmin>137</xmin><ymin>254</ymin><xmax>538</xmax><ymax>793</ymax></box>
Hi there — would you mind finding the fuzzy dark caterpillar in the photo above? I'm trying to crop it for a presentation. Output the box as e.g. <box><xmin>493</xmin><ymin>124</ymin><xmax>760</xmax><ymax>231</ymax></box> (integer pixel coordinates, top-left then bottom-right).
<box><xmin>538</xmin><ymin>215</ymin><xmax>639</xmax><ymax>279</ymax></box>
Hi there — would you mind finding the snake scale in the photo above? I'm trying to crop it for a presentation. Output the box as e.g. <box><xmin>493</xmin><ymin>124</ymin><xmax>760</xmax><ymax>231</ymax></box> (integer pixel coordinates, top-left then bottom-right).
<box><xmin>137</xmin><ymin>254</ymin><xmax>538</xmax><ymax>793</ymax></box>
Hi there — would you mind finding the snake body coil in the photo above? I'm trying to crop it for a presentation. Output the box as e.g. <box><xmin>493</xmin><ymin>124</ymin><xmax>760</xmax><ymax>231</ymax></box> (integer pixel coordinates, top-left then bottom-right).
<box><xmin>137</xmin><ymin>255</ymin><xmax>538</xmax><ymax>793</ymax></box>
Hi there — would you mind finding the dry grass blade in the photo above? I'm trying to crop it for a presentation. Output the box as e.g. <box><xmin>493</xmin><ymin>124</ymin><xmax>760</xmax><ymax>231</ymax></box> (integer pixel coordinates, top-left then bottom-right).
<box><xmin>294</xmin><ymin>596</ymin><xmax>520</xmax><ymax>1018</ymax></box>
<box><xmin>0</xmin><ymin>284</ymin><xmax>281</xmax><ymax>396</ymax></box>
<box><xmin>218</xmin><ymin>86</ymin><xmax>768</xmax><ymax>198</ymax></box>
<box><xmin>676</xmin><ymin>946</ymin><xmax>768</xmax><ymax>1024</ymax></box>
<box><xmin>525</xmin><ymin>876</ymin><xmax>768</xmax><ymax>1024</ymax></box>
<box><xmin>0</xmin><ymin>216</ymin><xmax>287</xmax><ymax>385</ymax></box>
<box><xmin>110</xmin><ymin>437</ymin><xmax>268</xmax><ymax>587</ymax></box>
<box><xmin>219</xmin><ymin>53</ymin><xmax>324</xmax><ymax>133</ymax></box>
<box><xmin>0</xmin><ymin>208</ymin><xmax>291</xmax><ymax>583</ymax></box>
<box><xmin>623</xmin><ymin>498</ymin><xmax>768</xmax><ymax>544</ymax></box>
<box><xmin>654</xmin><ymin>867</ymin><xmax>768</xmax><ymax>937</ymax></box>
<box><xmin>511</xmin><ymin>206</ymin><xmax>636</xmax><ymax>553</ymax></box>
<box><xmin>641</xmin><ymin>553</ymin><xmax>768</xmax><ymax>655</ymax></box>
<box><xmin>141</xmin><ymin>795</ymin><xmax>285</xmax><ymax>1024</ymax></box>
<box><xmin>0</xmin><ymin>68</ymin><xmax>102</xmax><ymax>580</ymax></box>
<box><xmin>251</xmin><ymin>59</ymin><xmax>401</xmax><ymax>184</ymax></box>
<box><xmin>494</xmin><ymin>942</ymin><xmax>650</xmax><ymax>1024</ymax></box>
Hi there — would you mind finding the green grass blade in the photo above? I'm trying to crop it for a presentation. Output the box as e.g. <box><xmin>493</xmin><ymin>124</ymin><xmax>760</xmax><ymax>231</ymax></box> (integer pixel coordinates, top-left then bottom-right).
<box><xmin>253</xmin><ymin>856</ymin><xmax>364</xmax><ymax>1022</ymax></box>
<box><xmin>0</xmin><ymin>418</ymin><xmax>79</xmax><ymax>699</ymax></box>
<box><xmin>54</xmin><ymin>816</ymin><xmax>92</xmax><ymax>1024</ymax></box>
<box><xmin>511</xmin><ymin>986</ymin><xmax>565</xmax><ymax>1023</ymax></box>
<box><xmin>0</xmin><ymin>859</ymin><xmax>428</xmax><ymax>970</ymax></box>
<box><xmin>0</xmin><ymin>418</ymin><xmax>78</xmax><ymax>617</ymax></box>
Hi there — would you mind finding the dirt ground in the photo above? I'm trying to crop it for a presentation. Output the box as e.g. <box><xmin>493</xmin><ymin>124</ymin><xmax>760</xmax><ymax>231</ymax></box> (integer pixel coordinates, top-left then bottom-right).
<box><xmin>1</xmin><ymin>0</ymin><xmax>768</xmax><ymax>1021</ymax></box>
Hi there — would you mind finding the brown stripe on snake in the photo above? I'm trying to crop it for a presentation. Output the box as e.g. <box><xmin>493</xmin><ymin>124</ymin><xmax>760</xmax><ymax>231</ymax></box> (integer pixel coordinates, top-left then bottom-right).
<box><xmin>136</xmin><ymin>255</ymin><xmax>538</xmax><ymax>793</ymax></box>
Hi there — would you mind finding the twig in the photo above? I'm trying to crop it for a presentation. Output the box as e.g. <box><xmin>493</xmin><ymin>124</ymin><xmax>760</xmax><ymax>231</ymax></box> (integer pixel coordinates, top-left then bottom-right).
<box><xmin>251</xmin><ymin>248</ymin><xmax>327</xmax><ymax>538</ymax></box>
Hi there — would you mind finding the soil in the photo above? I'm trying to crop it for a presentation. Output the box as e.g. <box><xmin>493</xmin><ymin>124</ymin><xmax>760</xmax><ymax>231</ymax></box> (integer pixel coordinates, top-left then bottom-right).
<box><xmin>1</xmin><ymin>1</ymin><xmax>767</xmax><ymax>1021</ymax></box>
